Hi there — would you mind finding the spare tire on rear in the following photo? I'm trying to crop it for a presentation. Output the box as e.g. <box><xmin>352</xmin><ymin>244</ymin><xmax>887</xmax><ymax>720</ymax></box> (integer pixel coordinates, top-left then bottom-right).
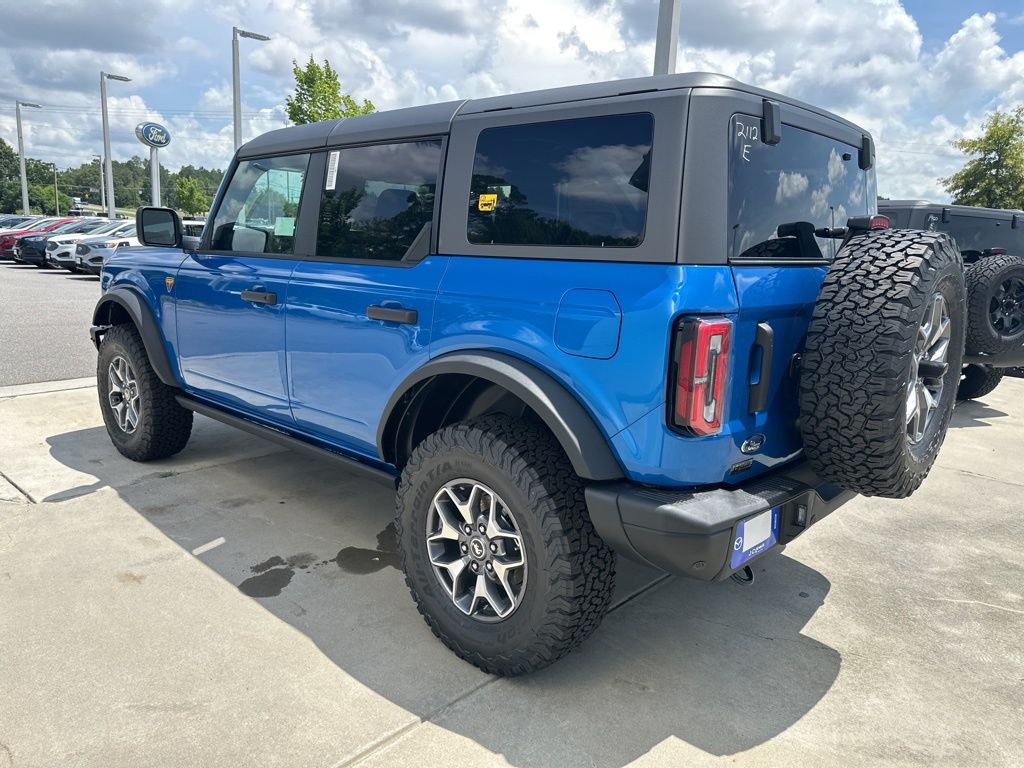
<box><xmin>799</xmin><ymin>230</ymin><xmax>965</xmax><ymax>498</ymax></box>
<box><xmin>964</xmin><ymin>253</ymin><xmax>1024</xmax><ymax>355</ymax></box>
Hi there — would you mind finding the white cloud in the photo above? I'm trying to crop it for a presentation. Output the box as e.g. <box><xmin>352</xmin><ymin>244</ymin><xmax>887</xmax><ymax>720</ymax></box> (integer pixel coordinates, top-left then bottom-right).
<box><xmin>0</xmin><ymin>0</ymin><xmax>1020</xmax><ymax>210</ymax></box>
<box><xmin>776</xmin><ymin>171</ymin><xmax>809</xmax><ymax>203</ymax></box>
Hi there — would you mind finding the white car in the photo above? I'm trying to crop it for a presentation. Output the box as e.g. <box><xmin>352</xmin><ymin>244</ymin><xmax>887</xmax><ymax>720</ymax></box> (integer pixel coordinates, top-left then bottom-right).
<box><xmin>48</xmin><ymin>220</ymin><xmax>129</xmax><ymax>271</ymax></box>
<box><xmin>76</xmin><ymin>226</ymin><xmax>139</xmax><ymax>275</ymax></box>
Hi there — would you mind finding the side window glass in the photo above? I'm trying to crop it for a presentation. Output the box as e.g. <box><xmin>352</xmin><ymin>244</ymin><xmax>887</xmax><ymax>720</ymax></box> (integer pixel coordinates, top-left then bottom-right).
<box><xmin>728</xmin><ymin>116</ymin><xmax>870</xmax><ymax>261</ymax></box>
<box><xmin>316</xmin><ymin>140</ymin><xmax>442</xmax><ymax>261</ymax></box>
<box><xmin>209</xmin><ymin>154</ymin><xmax>310</xmax><ymax>254</ymax></box>
<box><xmin>467</xmin><ymin>113</ymin><xmax>653</xmax><ymax>248</ymax></box>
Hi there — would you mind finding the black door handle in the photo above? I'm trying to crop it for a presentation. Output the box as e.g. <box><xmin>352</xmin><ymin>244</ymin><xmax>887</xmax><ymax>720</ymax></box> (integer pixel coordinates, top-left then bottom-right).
<box><xmin>241</xmin><ymin>289</ymin><xmax>277</xmax><ymax>305</ymax></box>
<box><xmin>367</xmin><ymin>305</ymin><xmax>418</xmax><ymax>324</ymax></box>
<box><xmin>748</xmin><ymin>322</ymin><xmax>774</xmax><ymax>413</ymax></box>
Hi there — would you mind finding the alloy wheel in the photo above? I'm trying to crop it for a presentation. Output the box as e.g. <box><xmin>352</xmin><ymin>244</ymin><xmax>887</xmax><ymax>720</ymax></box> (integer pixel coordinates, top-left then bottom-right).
<box><xmin>907</xmin><ymin>293</ymin><xmax>952</xmax><ymax>444</ymax></box>
<box><xmin>108</xmin><ymin>355</ymin><xmax>141</xmax><ymax>434</ymax></box>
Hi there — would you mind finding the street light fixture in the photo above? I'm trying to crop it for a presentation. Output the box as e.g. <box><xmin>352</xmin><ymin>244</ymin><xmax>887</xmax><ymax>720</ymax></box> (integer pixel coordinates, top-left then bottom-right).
<box><xmin>100</xmin><ymin>71</ymin><xmax>131</xmax><ymax>220</ymax></box>
<box><xmin>15</xmin><ymin>100</ymin><xmax>42</xmax><ymax>215</ymax></box>
<box><xmin>232</xmin><ymin>26</ymin><xmax>271</xmax><ymax>150</ymax></box>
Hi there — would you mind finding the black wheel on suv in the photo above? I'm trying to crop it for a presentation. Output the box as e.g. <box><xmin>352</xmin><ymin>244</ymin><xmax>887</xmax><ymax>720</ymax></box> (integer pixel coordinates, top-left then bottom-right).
<box><xmin>97</xmin><ymin>324</ymin><xmax>193</xmax><ymax>461</ymax></box>
<box><xmin>964</xmin><ymin>253</ymin><xmax>1024</xmax><ymax>355</ymax></box>
<box><xmin>395</xmin><ymin>415</ymin><xmax>616</xmax><ymax>675</ymax></box>
<box><xmin>800</xmin><ymin>230</ymin><xmax>966</xmax><ymax>498</ymax></box>
<box><xmin>957</xmin><ymin>364</ymin><xmax>1004</xmax><ymax>401</ymax></box>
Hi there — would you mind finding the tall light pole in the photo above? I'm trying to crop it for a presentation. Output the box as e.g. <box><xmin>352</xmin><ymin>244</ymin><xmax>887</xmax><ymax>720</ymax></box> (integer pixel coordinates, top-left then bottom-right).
<box><xmin>15</xmin><ymin>100</ymin><xmax>41</xmax><ymax>215</ymax></box>
<box><xmin>93</xmin><ymin>154</ymin><xmax>105</xmax><ymax>211</ymax></box>
<box><xmin>52</xmin><ymin>163</ymin><xmax>59</xmax><ymax>216</ymax></box>
<box><xmin>100</xmin><ymin>71</ymin><xmax>131</xmax><ymax>220</ymax></box>
<box><xmin>232</xmin><ymin>26</ymin><xmax>271</xmax><ymax>150</ymax></box>
<box><xmin>653</xmin><ymin>0</ymin><xmax>681</xmax><ymax>76</ymax></box>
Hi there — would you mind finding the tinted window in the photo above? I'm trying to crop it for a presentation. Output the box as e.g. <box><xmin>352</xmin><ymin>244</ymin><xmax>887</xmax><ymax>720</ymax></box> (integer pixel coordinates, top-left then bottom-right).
<box><xmin>316</xmin><ymin>140</ymin><xmax>441</xmax><ymax>261</ymax></box>
<box><xmin>467</xmin><ymin>113</ymin><xmax>653</xmax><ymax>248</ymax></box>
<box><xmin>209</xmin><ymin>154</ymin><xmax>310</xmax><ymax>254</ymax></box>
<box><xmin>729</xmin><ymin>116</ymin><xmax>871</xmax><ymax>260</ymax></box>
<box><xmin>928</xmin><ymin>213</ymin><xmax>1023</xmax><ymax>254</ymax></box>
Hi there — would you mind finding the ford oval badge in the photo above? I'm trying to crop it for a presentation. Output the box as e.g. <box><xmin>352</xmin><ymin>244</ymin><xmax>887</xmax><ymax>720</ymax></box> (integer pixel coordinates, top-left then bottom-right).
<box><xmin>741</xmin><ymin>434</ymin><xmax>766</xmax><ymax>454</ymax></box>
<box><xmin>135</xmin><ymin>122</ymin><xmax>171</xmax><ymax>148</ymax></box>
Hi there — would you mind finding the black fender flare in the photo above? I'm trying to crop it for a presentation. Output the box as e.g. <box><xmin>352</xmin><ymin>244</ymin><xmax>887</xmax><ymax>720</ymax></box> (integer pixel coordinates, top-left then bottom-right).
<box><xmin>378</xmin><ymin>351</ymin><xmax>625</xmax><ymax>481</ymax></box>
<box><xmin>91</xmin><ymin>288</ymin><xmax>178</xmax><ymax>387</ymax></box>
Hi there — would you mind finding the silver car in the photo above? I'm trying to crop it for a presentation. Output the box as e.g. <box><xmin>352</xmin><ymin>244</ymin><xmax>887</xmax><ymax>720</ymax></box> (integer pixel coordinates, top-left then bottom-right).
<box><xmin>75</xmin><ymin>226</ymin><xmax>139</xmax><ymax>275</ymax></box>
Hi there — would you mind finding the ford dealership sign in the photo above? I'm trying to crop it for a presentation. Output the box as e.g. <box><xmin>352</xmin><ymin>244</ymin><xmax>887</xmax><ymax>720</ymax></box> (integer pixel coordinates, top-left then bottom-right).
<box><xmin>135</xmin><ymin>122</ymin><xmax>171</xmax><ymax>148</ymax></box>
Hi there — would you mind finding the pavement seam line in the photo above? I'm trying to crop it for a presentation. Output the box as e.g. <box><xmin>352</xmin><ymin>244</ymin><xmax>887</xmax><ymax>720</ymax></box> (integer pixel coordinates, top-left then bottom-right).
<box><xmin>336</xmin><ymin>571</ymin><xmax>675</xmax><ymax>768</ymax></box>
<box><xmin>920</xmin><ymin>596</ymin><xmax>1024</xmax><ymax>615</ymax></box>
<box><xmin>945</xmin><ymin>465</ymin><xmax>1024</xmax><ymax>490</ymax></box>
<box><xmin>0</xmin><ymin>470</ymin><xmax>37</xmax><ymax>504</ymax></box>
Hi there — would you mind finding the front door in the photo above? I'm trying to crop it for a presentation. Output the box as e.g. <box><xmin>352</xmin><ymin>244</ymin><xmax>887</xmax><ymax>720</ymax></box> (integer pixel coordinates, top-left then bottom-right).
<box><xmin>175</xmin><ymin>153</ymin><xmax>311</xmax><ymax>421</ymax></box>
<box><xmin>286</xmin><ymin>139</ymin><xmax>447</xmax><ymax>458</ymax></box>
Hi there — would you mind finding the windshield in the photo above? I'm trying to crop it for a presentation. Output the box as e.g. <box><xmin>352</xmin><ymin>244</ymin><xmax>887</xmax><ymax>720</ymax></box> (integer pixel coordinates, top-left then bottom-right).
<box><xmin>90</xmin><ymin>221</ymin><xmax>123</xmax><ymax>235</ymax></box>
<box><xmin>25</xmin><ymin>218</ymin><xmax>60</xmax><ymax>231</ymax></box>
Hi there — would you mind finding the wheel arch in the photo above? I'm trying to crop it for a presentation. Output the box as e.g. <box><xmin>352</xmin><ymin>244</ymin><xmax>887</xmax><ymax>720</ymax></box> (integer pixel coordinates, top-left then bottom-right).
<box><xmin>379</xmin><ymin>351</ymin><xmax>625</xmax><ymax>481</ymax></box>
<box><xmin>92</xmin><ymin>288</ymin><xmax>178</xmax><ymax>387</ymax></box>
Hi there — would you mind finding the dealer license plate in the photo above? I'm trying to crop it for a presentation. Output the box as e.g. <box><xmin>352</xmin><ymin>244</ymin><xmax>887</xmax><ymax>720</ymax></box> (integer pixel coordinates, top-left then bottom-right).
<box><xmin>730</xmin><ymin>507</ymin><xmax>780</xmax><ymax>569</ymax></box>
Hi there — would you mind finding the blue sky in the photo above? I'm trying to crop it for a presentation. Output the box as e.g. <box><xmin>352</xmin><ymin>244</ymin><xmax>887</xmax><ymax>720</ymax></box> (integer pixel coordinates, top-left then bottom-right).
<box><xmin>1</xmin><ymin>0</ymin><xmax>1023</xmax><ymax>202</ymax></box>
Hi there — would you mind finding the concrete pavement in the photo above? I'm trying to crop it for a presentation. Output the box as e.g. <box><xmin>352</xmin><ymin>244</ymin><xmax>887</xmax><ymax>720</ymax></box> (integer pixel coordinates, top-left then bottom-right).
<box><xmin>0</xmin><ymin>377</ymin><xmax>1022</xmax><ymax>767</ymax></box>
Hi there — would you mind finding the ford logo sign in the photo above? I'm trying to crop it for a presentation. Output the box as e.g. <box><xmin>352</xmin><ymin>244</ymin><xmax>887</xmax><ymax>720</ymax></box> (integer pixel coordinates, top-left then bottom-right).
<box><xmin>134</xmin><ymin>122</ymin><xmax>171</xmax><ymax>148</ymax></box>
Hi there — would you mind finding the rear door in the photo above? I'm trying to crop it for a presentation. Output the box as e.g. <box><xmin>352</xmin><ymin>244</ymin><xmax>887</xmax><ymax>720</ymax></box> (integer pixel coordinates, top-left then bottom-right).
<box><xmin>285</xmin><ymin>139</ymin><xmax>448</xmax><ymax>458</ymax></box>
<box><xmin>685</xmin><ymin>90</ymin><xmax>875</xmax><ymax>469</ymax></box>
<box><xmin>174</xmin><ymin>153</ymin><xmax>310</xmax><ymax>420</ymax></box>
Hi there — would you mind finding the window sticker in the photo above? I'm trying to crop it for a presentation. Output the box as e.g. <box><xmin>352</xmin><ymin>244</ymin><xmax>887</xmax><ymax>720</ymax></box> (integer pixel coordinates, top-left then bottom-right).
<box><xmin>325</xmin><ymin>150</ymin><xmax>340</xmax><ymax>191</ymax></box>
<box><xmin>478</xmin><ymin>193</ymin><xmax>498</xmax><ymax>212</ymax></box>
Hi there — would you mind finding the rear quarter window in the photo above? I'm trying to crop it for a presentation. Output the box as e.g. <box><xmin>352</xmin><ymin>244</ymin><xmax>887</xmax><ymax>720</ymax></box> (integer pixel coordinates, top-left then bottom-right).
<box><xmin>467</xmin><ymin>113</ymin><xmax>653</xmax><ymax>248</ymax></box>
<box><xmin>729</xmin><ymin>116</ymin><xmax>871</xmax><ymax>261</ymax></box>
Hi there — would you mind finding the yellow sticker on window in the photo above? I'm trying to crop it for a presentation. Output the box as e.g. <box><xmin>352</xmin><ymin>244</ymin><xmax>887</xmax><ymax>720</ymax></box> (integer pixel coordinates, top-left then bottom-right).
<box><xmin>478</xmin><ymin>193</ymin><xmax>498</xmax><ymax>212</ymax></box>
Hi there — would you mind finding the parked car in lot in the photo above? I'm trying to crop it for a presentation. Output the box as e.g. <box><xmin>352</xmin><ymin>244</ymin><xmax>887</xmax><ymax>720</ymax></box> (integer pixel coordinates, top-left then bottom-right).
<box><xmin>93</xmin><ymin>72</ymin><xmax>965</xmax><ymax>675</ymax></box>
<box><xmin>1</xmin><ymin>218</ymin><xmax>73</xmax><ymax>259</ymax></box>
<box><xmin>0</xmin><ymin>214</ymin><xmax>40</xmax><ymax>231</ymax></box>
<box><xmin>76</xmin><ymin>226</ymin><xmax>138</xmax><ymax>275</ymax></box>
<box><xmin>879</xmin><ymin>200</ymin><xmax>1024</xmax><ymax>400</ymax></box>
<box><xmin>182</xmin><ymin>218</ymin><xmax>206</xmax><ymax>238</ymax></box>
<box><xmin>46</xmin><ymin>219</ymin><xmax>131</xmax><ymax>271</ymax></box>
<box><xmin>15</xmin><ymin>218</ymin><xmax>114</xmax><ymax>267</ymax></box>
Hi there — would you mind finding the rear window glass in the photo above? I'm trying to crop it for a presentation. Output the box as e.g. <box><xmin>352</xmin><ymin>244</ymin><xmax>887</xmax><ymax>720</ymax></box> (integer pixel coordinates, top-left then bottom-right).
<box><xmin>729</xmin><ymin>116</ymin><xmax>871</xmax><ymax>260</ymax></box>
<box><xmin>467</xmin><ymin>113</ymin><xmax>653</xmax><ymax>248</ymax></box>
<box><xmin>928</xmin><ymin>213</ymin><xmax>1023</xmax><ymax>254</ymax></box>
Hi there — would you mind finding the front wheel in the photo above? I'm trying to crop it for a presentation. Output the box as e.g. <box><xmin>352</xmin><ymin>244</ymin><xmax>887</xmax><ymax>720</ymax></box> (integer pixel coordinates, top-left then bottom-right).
<box><xmin>97</xmin><ymin>324</ymin><xmax>193</xmax><ymax>461</ymax></box>
<box><xmin>395</xmin><ymin>416</ymin><xmax>616</xmax><ymax>675</ymax></box>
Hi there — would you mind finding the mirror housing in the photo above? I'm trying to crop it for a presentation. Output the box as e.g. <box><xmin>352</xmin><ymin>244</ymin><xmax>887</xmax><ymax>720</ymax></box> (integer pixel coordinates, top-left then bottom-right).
<box><xmin>136</xmin><ymin>207</ymin><xmax>182</xmax><ymax>248</ymax></box>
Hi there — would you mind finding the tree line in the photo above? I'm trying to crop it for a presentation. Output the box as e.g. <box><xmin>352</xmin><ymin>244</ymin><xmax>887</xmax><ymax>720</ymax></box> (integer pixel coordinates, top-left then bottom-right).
<box><xmin>0</xmin><ymin>137</ymin><xmax>221</xmax><ymax>216</ymax></box>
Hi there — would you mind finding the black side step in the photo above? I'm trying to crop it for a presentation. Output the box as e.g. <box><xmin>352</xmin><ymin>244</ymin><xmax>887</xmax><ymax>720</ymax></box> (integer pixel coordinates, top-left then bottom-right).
<box><xmin>175</xmin><ymin>395</ymin><xmax>398</xmax><ymax>487</ymax></box>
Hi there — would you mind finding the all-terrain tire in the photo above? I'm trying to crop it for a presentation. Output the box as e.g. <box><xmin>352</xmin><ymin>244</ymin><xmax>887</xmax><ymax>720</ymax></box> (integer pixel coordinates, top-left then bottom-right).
<box><xmin>957</xmin><ymin>364</ymin><xmax>1004</xmax><ymax>401</ymax></box>
<box><xmin>395</xmin><ymin>415</ymin><xmax>616</xmax><ymax>675</ymax></box>
<box><xmin>97</xmin><ymin>324</ymin><xmax>193</xmax><ymax>461</ymax></box>
<box><xmin>799</xmin><ymin>230</ymin><xmax>966</xmax><ymax>498</ymax></box>
<box><xmin>964</xmin><ymin>253</ymin><xmax>1024</xmax><ymax>355</ymax></box>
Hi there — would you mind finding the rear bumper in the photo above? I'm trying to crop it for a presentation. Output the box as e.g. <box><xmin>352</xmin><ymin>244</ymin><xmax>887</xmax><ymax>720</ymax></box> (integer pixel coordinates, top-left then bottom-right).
<box><xmin>585</xmin><ymin>461</ymin><xmax>855</xmax><ymax>581</ymax></box>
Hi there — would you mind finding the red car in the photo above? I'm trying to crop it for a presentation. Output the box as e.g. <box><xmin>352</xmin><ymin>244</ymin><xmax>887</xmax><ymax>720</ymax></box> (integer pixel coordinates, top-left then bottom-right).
<box><xmin>0</xmin><ymin>217</ymin><xmax>75</xmax><ymax>259</ymax></box>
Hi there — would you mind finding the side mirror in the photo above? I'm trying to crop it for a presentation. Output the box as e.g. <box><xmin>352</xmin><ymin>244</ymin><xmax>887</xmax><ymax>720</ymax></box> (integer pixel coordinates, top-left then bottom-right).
<box><xmin>136</xmin><ymin>206</ymin><xmax>182</xmax><ymax>248</ymax></box>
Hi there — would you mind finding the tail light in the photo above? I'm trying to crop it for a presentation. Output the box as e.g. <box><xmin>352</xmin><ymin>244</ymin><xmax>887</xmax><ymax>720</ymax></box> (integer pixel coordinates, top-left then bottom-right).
<box><xmin>670</xmin><ymin>317</ymin><xmax>732</xmax><ymax>436</ymax></box>
<box><xmin>985</xmin><ymin>247</ymin><xmax>1007</xmax><ymax>255</ymax></box>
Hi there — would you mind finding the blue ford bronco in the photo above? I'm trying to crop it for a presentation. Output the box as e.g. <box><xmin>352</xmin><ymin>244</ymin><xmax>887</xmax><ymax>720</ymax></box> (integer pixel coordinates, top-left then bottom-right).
<box><xmin>91</xmin><ymin>73</ymin><xmax>966</xmax><ymax>675</ymax></box>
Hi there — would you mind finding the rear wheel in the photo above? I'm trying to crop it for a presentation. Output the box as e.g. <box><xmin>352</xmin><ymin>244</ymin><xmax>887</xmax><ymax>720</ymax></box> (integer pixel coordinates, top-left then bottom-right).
<box><xmin>965</xmin><ymin>254</ymin><xmax>1024</xmax><ymax>355</ymax></box>
<box><xmin>97</xmin><ymin>324</ymin><xmax>193</xmax><ymax>461</ymax></box>
<box><xmin>395</xmin><ymin>416</ymin><xmax>615</xmax><ymax>675</ymax></box>
<box><xmin>957</xmin><ymin>364</ymin><xmax>1004</xmax><ymax>401</ymax></box>
<box><xmin>800</xmin><ymin>230</ymin><xmax>966</xmax><ymax>498</ymax></box>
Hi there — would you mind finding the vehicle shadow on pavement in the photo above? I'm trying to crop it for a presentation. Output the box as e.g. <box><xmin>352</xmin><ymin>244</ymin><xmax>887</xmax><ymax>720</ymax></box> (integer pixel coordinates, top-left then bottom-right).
<box><xmin>45</xmin><ymin>421</ymin><xmax>839</xmax><ymax>763</ymax></box>
<box><xmin>950</xmin><ymin>400</ymin><xmax>1009</xmax><ymax>429</ymax></box>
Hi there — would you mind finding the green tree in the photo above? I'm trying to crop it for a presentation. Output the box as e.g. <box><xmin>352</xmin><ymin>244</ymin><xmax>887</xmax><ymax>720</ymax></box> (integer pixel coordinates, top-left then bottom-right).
<box><xmin>0</xmin><ymin>138</ymin><xmax>19</xmax><ymax>184</ymax></box>
<box><xmin>942</xmin><ymin>107</ymin><xmax>1024</xmax><ymax>209</ymax></box>
<box><xmin>172</xmin><ymin>176</ymin><xmax>209</xmax><ymax>216</ymax></box>
<box><xmin>285</xmin><ymin>56</ymin><xmax>374</xmax><ymax>125</ymax></box>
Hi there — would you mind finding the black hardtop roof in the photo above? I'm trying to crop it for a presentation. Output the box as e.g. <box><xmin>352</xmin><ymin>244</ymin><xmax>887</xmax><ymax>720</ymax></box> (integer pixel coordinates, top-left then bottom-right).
<box><xmin>880</xmin><ymin>199</ymin><xmax>1024</xmax><ymax>218</ymax></box>
<box><xmin>238</xmin><ymin>71</ymin><xmax>870</xmax><ymax>159</ymax></box>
